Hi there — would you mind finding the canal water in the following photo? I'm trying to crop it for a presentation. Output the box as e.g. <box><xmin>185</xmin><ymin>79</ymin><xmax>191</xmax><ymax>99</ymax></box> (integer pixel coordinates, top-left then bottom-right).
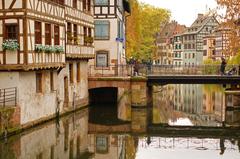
<box><xmin>0</xmin><ymin>84</ymin><xmax>240</xmax><ymax>159</ymax></box>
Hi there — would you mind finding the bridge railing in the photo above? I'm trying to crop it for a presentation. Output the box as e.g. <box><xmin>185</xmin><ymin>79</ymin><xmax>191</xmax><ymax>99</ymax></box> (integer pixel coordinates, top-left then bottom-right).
<box><xmin>146</xmin><ymin>64</ymin><xmax>240</xmax><ymax>76</ymax></box>
<box><xmin>88</xmin><ymin>64</ymin><xmax>240</xmax><ymax>77</ymax></box>
<box><xmin>88</xmin><ymin>65</ymin><xmax>134</xmax><ymax>77</ymax></box>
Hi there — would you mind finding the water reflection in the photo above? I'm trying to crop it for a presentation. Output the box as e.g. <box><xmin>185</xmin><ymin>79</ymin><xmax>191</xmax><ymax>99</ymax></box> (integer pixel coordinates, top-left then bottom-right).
<box><xmin>153</xmin><ymin>84</ymin><xmax>240</xmax><ymax>127</ymax></box>
<box><xmin>0</xmin><ymin>84</ymin><xmax>240</xmax><ymax>159</ymax></box>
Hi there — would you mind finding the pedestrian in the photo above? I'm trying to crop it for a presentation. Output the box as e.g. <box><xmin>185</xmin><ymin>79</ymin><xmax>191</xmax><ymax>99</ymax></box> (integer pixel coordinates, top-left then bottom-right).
<box><xmin>220</xmin><ymin>57</ymin><xmax>227</xmax><ymax>75</ymax></box>
<box><xmin>134</xmin><ymin>60</ymin><xmax>140</xmax><ymax>76</ymax></box>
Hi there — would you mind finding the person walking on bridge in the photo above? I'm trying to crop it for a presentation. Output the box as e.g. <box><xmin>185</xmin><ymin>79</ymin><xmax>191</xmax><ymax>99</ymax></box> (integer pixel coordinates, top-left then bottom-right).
<box><xmin>220</xmin><ymin>57</ymin><xmax>227</xmax><ymax>75</ymax></box>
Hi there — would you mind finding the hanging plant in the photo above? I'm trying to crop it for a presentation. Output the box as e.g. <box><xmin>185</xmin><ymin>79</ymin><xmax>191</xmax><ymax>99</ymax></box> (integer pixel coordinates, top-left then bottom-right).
<box><xmin>45</xmin><ymin>45</ymin><xmax>56</xmax><ymax>53</ymax></box>
<box><xmin>35</xmin><ymin>44</ymin><xmax>45</xmax><ymax>53</ymax></box>
<box><xmin>2</xmin><ymin>39</ymin><xmax>19</xmax><ymax>51</ymax></box>
<box><xmin>84</xmin><ymin>36</ymin><xmax>94</xmax><ymax>44</ymax></box>
<box><xmin>55</xmin><ymin>45</ymin><xmax>64</xmax><ymax>53</ymax></box>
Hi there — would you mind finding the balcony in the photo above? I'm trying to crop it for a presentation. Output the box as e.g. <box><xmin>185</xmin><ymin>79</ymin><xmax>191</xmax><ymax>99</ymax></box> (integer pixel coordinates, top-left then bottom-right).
<box><xmin>0</xmin><ymin>44</ymin><xmax>65</xmax><ymax>71</ymax></box>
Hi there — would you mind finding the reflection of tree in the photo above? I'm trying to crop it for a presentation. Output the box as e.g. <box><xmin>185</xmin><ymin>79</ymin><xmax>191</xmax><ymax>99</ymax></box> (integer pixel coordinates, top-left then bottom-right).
<box><xmin>0</xmin><ymin>142</ymin><xmax>17</xmax><ymax>159</ymax></box>
<box><xmin>125</xmin><ymin>136</ymin><xmax>138</xmax><ymax>159</ymax></box>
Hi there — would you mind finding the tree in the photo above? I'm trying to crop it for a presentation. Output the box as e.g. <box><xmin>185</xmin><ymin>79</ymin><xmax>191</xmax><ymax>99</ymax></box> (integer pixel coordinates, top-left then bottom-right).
<box><xmin>126</xmin><ymin>0</ymin><xmax>170</xmax><ymax>62</ymax></box>
<box><xmin>217</xmin><ymin>0</ymin><xmax>240</xmax><ymax>55</ymax></box>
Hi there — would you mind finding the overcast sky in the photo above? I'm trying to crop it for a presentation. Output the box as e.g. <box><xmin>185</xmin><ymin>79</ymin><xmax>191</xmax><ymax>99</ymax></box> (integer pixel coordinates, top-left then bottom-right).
<box><xmin>138</xmin><ymin>0</ymin><xmax>218</xmax><ymax>27</ymax></box>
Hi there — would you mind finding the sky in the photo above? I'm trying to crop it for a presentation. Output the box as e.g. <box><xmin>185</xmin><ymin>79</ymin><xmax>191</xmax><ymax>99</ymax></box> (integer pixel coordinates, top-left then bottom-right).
<box><xmin>138</xmin><ymin>0</ymin><xmax>218</xmax><ymax>27</ymax></box>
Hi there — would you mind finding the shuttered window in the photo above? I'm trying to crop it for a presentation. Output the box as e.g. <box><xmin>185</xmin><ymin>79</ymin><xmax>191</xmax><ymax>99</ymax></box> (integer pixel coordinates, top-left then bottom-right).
<box><xmin>45</xmin><ymin>23</ymin><xmax>51</xmax><ymax>45</ymax></box>
<box><xmin>73</xmin><ymin>24</ymin><xmax>78</xmax><ymax>44</ymax></box>
<box><xmin>54</xmin><ymin>25</ymin><xmax>60</xmax><ymax>45</ymax></box>
<box><xmin>35</xmin><ymin>21</ymin><xmax>42</xmax><ymax>44</ymax></box>
<box><xmin>5</xmin><ymin>24</ymin><xmax>18</xmax><ymax>40</ymax></box>
<box><xmin>73</xmin><ymin>0</ymin><xmax>77</xmax><ymax>8</ymax></box>
<box><xmin>67</xmin><ymin>22</ymin><xmax>72</xmax><ymax>44</ymax></box>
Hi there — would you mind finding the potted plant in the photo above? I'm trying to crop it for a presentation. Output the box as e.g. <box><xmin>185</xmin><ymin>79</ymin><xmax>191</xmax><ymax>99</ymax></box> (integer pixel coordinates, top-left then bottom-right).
<box><xmin>55</xmin><ymin>45</ymin><xmax>64</xmax><ymax>53</ymax></box>
<box><xmin>84</xmin><ymin>36</ymin><xmax>93</xmax><ymax>44</ymax></box>
<box><xmin>45</xmin><ymin>45</ymin><xmax>55</xmax><ymax>53</ymax></box>
<box><xmin>35</xmin><ymin>44</ymin><xmax>45</xmax><ymax>53</ymax></box>
<box><xmin>2</xmin><ymin>39</ymin><xmax>19</xmax><ymax>51</ymax></box>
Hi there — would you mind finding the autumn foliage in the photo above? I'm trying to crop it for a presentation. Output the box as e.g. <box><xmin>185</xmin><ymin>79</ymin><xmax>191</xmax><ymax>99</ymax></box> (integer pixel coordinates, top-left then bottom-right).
<box><xmin>126</xmin><ymin>0</ymin><xmax>170</xmax><ymax>62</ymax></box>
<box><xmin>217</xmin><ymin>0</ymin><xmax>240</xmax><ymax>56</ymax></box>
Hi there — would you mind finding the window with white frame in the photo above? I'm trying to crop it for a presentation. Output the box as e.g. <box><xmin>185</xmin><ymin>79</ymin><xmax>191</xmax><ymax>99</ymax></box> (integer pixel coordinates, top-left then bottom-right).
<box><xmin>96</xmin><ymin>51</ymin><xmax>108</xmax><ymax>67</ymax></box>
<box><xmin>94</xmin><ymin>21</ymin><xmax>109</xmax><ymax>40</ymax></box>
<box><xmin>95</xmin><ymin>0</ymin><xmax>108</xmax><ymax>5</ymax></box>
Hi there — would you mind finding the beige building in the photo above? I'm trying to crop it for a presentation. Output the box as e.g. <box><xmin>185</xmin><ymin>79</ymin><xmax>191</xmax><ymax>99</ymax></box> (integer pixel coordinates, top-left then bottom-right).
<box><xmin>89</xmin><ymin>0</ymin><xmax>130</xmax><ymax>76</ymax></box>
<box><xmin>155</xmin><ymin>21</ymin><xmax>186</xmax><ymax>65</ymax></box>
<box><xmin>0</xmin><ymin>0</ymin><xmax>94</xmax><ymax>130</ymax></box>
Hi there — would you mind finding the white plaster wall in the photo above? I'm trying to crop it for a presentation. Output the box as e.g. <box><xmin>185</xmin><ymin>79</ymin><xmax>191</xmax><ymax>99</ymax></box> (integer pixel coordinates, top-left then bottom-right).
<box><xmin>19</xmin><ymin>71</ymin><xmax>57</xmax><ymax>125</ymax></box>
<box><xmin>91</xmin><ymin>18</ymin><xmax>126</xmax><ymax>66</ymax></box>
<box><xmin>0</xmin><ymin>72</ymin><xmax>19</xmax><ymax>89</ymax></box>
<box><xmin>58</xmin><ymin>60</ymin><xmax>89</xmax><ymax>109</ymax></box>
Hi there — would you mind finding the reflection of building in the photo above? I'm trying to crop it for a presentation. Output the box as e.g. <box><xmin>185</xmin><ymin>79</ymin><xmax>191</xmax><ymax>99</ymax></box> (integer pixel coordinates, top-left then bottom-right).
<box><xmin>154</xmin><ymin>84</ymin><xmax>226</xmax><ymax>126</ymax></box>
<box><xmin>225</xmin><ymin>91</ymin><xmax>240</xmax><ymax>125</ymax></box>
<box><xmin>88</xmin><ymin>134</ymin><xmax>126</xmax><ymax>159</ymax></box>
<box><xmin>0</xmin><ymin>108</ymin><xmax>90</xmax><ymax>159</ymax></box>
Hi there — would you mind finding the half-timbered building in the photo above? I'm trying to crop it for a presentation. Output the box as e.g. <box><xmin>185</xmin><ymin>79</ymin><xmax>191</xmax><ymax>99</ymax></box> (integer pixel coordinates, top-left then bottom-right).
<box><xmin>182</xmin><ymin>13</ymin><xmax>219</xmax><ymax>66</ymax></box>
<box><xmin>90</xmin><ymin>0</ymin><xmax>130</xmax><ymax>75</ymax></box>
<box><xmin>0</xmin><ymin>0</ymin><xmax>94</xmax><ymax>128</ymax></box>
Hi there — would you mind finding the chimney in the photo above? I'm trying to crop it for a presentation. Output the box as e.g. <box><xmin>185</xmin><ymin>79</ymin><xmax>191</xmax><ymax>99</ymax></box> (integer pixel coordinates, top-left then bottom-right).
<box><xmin>198</xmin><ymin>13</ymin><xmax>204</xmax><ymax>18</ymax></box>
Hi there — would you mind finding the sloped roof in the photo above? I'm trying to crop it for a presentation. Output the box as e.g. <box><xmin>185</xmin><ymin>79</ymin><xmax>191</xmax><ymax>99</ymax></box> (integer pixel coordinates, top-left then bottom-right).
<box><xmin>183</xmin><ymin>13</ymin><xmax>218</xmax><ymax>34</ymax></box>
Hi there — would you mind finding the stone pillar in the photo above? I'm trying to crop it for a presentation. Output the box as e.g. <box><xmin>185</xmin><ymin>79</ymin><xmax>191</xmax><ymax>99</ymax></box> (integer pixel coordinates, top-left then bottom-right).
<box><xmin>131</xmin><ymin>108</ymin><xmax>147</xmax><ymax>133</ymax></box>
<box><xmin>131</xmin><ymin>77</ymin><xmax>147</xmax><ymax>107</ymax></box>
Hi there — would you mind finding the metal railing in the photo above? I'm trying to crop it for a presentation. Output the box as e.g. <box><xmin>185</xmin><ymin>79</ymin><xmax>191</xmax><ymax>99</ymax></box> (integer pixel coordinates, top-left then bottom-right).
<box><xmin>147</xmin><ymin>64</ymin><xmax>240</xmax><ymax>76</ymax></box>
<box><xmin>88</xmin><ymin>65</ymin><xmax>134</xmax><ymax>77</ymax></box>
<box><xmin>0</xmin><ymin>87</ymin><xmax>17</xmax><ymax>107</ymax></box>
<box><xmin>88</xmin><ymin>64</ymin><xmax>240</xmax><ymax>77</ymax></box>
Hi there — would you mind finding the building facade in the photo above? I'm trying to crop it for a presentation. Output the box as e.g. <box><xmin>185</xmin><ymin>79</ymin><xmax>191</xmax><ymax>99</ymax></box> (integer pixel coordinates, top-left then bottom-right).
<box><xmin>0</xmin><ymin>0</ymin><xmax>94</xmax><ymax>130</ymax></box>
<box><xmin>182</xmin><ymin>13</ymin><xmax>219</xmax><ymax>66</ymax></box>
<box><xmin>155</xmin><ymin>21</ymin><xmax>186</xmax><ymax>65</ymax></box>
<box><xmin>90</xmin><ymin>0</ymin><xmax>130</xmax><ymax>76</ymax></box>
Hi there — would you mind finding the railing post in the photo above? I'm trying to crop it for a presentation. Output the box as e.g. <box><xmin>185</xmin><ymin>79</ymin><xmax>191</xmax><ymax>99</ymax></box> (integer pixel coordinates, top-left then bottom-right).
<box><xmin>102</xmin><ymin>66</ymin><xmax>103</xmax><ymax>77</ymax></box>
<box><xmin>3</xmin><ymin>89</ymin><xmax>5</xmax><ymax>108</ymax></box>
<box><xmin>15</xmin><ymin>87</ymin><xmax>17</xmax><ymax>107</ymax></box>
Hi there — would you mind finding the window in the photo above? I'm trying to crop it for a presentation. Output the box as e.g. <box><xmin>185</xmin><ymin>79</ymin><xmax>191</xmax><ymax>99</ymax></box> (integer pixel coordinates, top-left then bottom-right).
<box><xmin>69</xmin><ymin>63</ymin><xmax>73</xmax><ymax>83</ymax></box>
<box><xmin>54</xmin><ymin>25</ymin><xmax>60</xmax><ymax>45</ymax></box>
<box><xmin>73</xmin><ymin>0</ymin><xmax>77</xmax><ymax>8</ymax></box>
<box><xmin>94</xmin><ymin>21</ymin><xmax>109</xmax><ymax>40</ymax></box>
<box><xmin>83</xmin><ymin>0</ymin><xmax>86</xmax><ymax>10</ymax></box>
<box><xmin>192</xmin><ymin>44</ymin><xmax>195</xmax><ymax>49</ymax></box>
<box><xmin>88</xmin><ymin>28</ymin><xmax>92</xmax><ymax>37</ymax></box>
<box><xmin>118</xmin><ymin>20</ymin><xmax>123</xmax><ymax>39</ymax></box>
<box><xmin>36</xmin><ymin>73</ymin><xmax>43</xmax><ymax>93</ymax></box>
<box><xmin>96</xmin><ymin>136</ymin><xmax>108</xmax><ymax>153</ymax></box>
<box><xmin>87</xmin><ymin>0</ymin><xmax>91</xmax><ymax>11</ymax></box>
<box><xmin>67</xmin><ymin>22</ymin><xmax>72</xmax><ymax>43</ymax></box>
<box><xmin>45</xmin><ymin>23</ymin><xmax>51</xmax><ymax>45</ymax></box>
<box><xmin>95</xmin><ymin>0</ymin><xmax>108</xmax><ymax>5</ymax></box>
<box><xmin>50</xmin><ymin>71</ymin><xmax>54</xmax><ymax>91</ymax></box>
<box><xmin>35</xmin><ymin>21</ymin><xmax>42</xmax><ymax>44</ymax></box>
<box><xmin>74</xmin><ymin>24</ymin><xmax>78</xmax><ymax>44</ymax></box>
<box><xmin>96</xmin><ymin>51</ymin><xmax>108</xmax><ymax>67</ymax></box>
<box><xmin>77</xmin><ymin>63</ymin><xmax>80</xmax><ymax>82</ymax></box>
<box><xmin>192</xmin><ymin>53</ymin><xmax>195</xmax><ymax>58</ymax></box>
<box><xmin>84</xmin><ymin>26</ymin><xmax>87</xmax><ymax>45</ymax></box>
<box><xmin>5</xmin><ymin>24</ymin><xmax>18</xmax><ymax>40</ymax></box>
